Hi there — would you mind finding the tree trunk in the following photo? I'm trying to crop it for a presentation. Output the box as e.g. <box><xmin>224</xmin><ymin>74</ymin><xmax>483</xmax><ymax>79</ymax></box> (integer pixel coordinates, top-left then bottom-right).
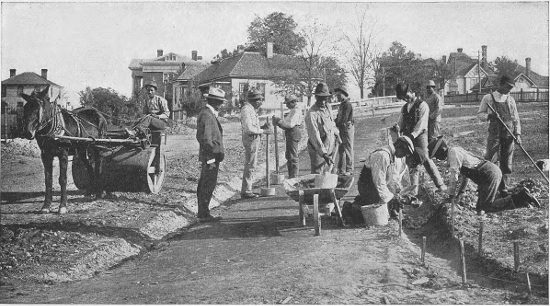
<box><xmin>360</xmin><ymin>86</ymin><xmax>364</xmax><ymax>99</ymax></box>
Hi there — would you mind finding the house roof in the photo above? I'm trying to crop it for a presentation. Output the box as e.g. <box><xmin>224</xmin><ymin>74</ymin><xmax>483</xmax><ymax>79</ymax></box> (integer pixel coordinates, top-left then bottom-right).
<box><xmin>129</xmin><ymin>52</ymin><xmax>196</xmax><ymax>70</ymax></box>
<box><xmin>2</xmin><ymin>72</ymin><xmax>60</xmax><ymax>87</ymax></box>
<box><xmin>512</xmin><ymin>65</ymin><xmax>549</xmax><ymax>89</ymax></box>
<box><xmin>175</xmin><ymin>61</ymin><xmax>210</xmax><ymax>81</ymax></box>
<box><xmin>196</xmin><ymin>51</ymin><xmax>318</xmax><ymax>85</ymax></box>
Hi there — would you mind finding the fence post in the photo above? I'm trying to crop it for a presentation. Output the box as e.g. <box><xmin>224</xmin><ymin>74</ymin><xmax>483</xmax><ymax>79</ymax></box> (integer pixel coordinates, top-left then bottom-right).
<box><xmin>459</xmin><ymin>239</ymin><xmax>467</xmax><ymax>285</ymax></box>
<box><xmin>514</xmin><ymin>242</ymin><xmax>520</xmax><ymax>272</ymax></box>
<box><xmin>520</xmin><ymin>88</ymin><xmax>524</xmax><ymax>102</ymax></box>
<box><xmin>536</xmin><ymin>88</ymin><xmax>539</xmax><ymax>102</ymax></box>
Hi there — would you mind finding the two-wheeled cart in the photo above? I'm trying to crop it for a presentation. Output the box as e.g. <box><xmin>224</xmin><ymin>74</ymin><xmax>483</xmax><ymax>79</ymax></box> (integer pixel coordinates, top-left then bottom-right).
<box><xmin>284</xmin><ymin>174</ymin><xmax>354</xmax><ymax>235</ymax></box>
<box><xmin>62</xmin><ymin>129</ymin><xmax>166</xmax><ymax>194</ymax></box>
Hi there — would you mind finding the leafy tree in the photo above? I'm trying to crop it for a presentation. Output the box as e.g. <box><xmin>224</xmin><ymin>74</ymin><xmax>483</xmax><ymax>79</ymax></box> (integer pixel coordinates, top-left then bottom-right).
<box><xmin>247</xmin><ymin>12</ymin><xmax>306</xmax><ymax>56</ymax></box>
<box><xmin>78</xmin><ymin>87</ymin><xmax>137</xmax><ymax>125</ymax></box>
<box><xmin>493</xmin><ymin>56</ymin><xmax>523</xmax><ymax>79</ymax></box>
<box><xmin>320</xmin><ymin>56</ymin><xmax>347</xmax><ymax>91</ymax></box>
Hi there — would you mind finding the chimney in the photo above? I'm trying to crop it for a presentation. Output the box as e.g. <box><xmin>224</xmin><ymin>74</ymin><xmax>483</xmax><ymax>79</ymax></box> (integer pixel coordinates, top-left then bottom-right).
<box><xmin>525</xmin><ymin>57</ymin><xmax>531</xmax><ymax>77</ymax></box>
<box><xmin>192</xmin><ymin>50</ymin><xmax>198</xmax><ymax>61</ymax></box>
<box><xmin>41</xmin><ymin>69</ymin><xmax>48</xmax><ymax>80</ymax></box>
<box><xmin>457</xmin><ymin>48</ymin><xmax>463</xmax><ymax>53</ymax></box>
<box><xmin>266</xmin><ymin>31</ymin><xmax>274</xmax><ymax>59</ymax></box>
<box><xmin>9</xmin><ymin>69</ymin><xmax>16</xmax><ymax>78</ymax></box>
<box><xmin>157</xmin><ymin>49</ymin><xmax>163</xmax><ymax>57</ymax></box>
<box><xmin>481</xmin><ymin>45</ymin><xmax>487</xmax><ymax>68</ymax></box>
<box><xmin>442</xmin><ymin>55</ymin><xmax>447</xmax><ymax>65</ymax></box>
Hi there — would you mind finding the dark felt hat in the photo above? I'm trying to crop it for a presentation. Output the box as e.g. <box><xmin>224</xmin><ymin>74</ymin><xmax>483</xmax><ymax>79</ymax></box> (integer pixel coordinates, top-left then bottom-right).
<box><xmin>334</xmin><ymin>87</ymin><xmax>349</xmax><ymax>97</ymax></box>
<box><xmin>499</xmin><ymin>75</ymin><xmax>515</xmax><ymax>87</ymax></box>
<box><xmin>247</xmin><ymin>88</ymin><xmax>263</xmax><ymax>100</ymax></box>
<box><xmin>144</xmin><ymin>81</ymin><xmax>158</xmax><ymax>90</ymax></box>
<box><xmin>395</xmin><ymin>83</ymin><xmax>410</xmax><ymax>100</ymax></box>
<box><xmin>314</xmin><ymin>82</ymin><xmax>331</xmax><ymax>97</ymax></box>
<box><xmin>428</xmin><ymin>136</ymin><xmax>448</xmax><ymax>159</ymax></box>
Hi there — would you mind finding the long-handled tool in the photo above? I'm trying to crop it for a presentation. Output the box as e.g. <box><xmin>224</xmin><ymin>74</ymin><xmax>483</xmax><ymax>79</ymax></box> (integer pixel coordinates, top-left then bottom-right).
<box><xmin>261</xmin><ymin>132</ymin><xmax>276</xmax><ymax>197</ymax></box>
<box><xmin>485</xmin><ymin>102</ymin><xmax>549</xmax><ymax>184</ymax></box>
<box><xmin>270</xmin><ymin>116</ymin><xmax>285</xmax><ymax>184</ymax></box>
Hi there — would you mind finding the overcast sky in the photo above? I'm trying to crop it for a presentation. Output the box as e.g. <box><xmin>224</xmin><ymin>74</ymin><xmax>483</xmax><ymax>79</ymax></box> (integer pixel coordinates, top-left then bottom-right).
<box><xmin>2</xmin><ymin>1</ymin><xmax>548</xmax><ymax>101</ymax></box>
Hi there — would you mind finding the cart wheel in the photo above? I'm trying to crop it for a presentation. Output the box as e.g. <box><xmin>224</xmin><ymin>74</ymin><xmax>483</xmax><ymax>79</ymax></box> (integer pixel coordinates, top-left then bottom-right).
<box><xmin>147</xmin><ymin>152</ymin><xmax>166</xmax><ymax>194</ymax></box>
<box><xmin>313</xmin><ymin>194</ymin><xmax>321</xmax><ymax>236</ymax></box>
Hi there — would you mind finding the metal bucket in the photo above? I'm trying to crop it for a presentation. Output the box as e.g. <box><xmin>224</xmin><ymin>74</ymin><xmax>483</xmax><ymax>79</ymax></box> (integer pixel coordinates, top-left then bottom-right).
<box><xmin>361</xmin><ymin>204</ymin><xmax>389</xmax><ymax>227</ymax></box>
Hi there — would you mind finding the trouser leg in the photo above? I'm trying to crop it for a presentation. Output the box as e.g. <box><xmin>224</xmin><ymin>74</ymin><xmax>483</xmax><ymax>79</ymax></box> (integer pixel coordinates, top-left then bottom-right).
<box><xmin>414</xmin><ymin>134</ymin><xmax>445</xmax><ymax>188</ymax></box>
<box><xmin>135</xmin><ymin>116</ymin><xmax>167</xmax><ymax>131</ymax></box>
<box><xmin>197</xmin><ymin>162</ymin><xmax>219</xmax><ymax>218</ymax></box>
<box><xmin>469</xmin><ymin>162</ymin><xmax>502</xmax><ymax>212</ymax></box>
<box><xmin>341</xmin><ymin>125</ymin><xmax>354</xmax><ymax>173</ymax></box>
<box><xmin>286</xmin><ymin>139</ymin><xmax>300</xmax><ymax>178</ymax></box>
<box><xmin>308</xmin><ymin>142</ymin><xmax>324</xmax><ymax>174</ymax></box>
<box><xmin>428</xmin><ymin>119</ymin><xmax>440</xmax><ymax>142</ymax></box>
<box><xmin>241</xmin><ymin>135</ymin><xmax>259</xmax><ymax>194</ymax></box>
<box><xmin>498</xmin><ymin>136</ymin><xmax>515</xmax><ymax>192</ymax></box>
<box><xmin>484</xmin><ymin>131</ymin><xmax>500</xmax><ymax>162</ymax></box>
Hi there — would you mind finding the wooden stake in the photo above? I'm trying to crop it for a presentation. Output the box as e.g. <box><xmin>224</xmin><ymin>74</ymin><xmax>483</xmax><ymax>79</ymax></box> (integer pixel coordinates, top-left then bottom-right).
<box><xmin>421</xmin><ymin>236</ymin><xmax>426</xmax><ymax>265</ymax></box>
<box><xmin>313</xmin><ymin>194</ymin><xmax>320</xmax><ymax>236</ymax></box>
<box><xmin>478</xmin><ymin>218</ymin><xmax>484</xmax><ymax>255</ymax></box>
<box><xmin>526</xmin><ymin>272</ymin><xmax>532</xmax><ymax>295</ymax></box>
<box><xmin>399</xmin><ymin>207</ymin><xmax>403</xmax><ymax>238</ymax></box>
<box><xmin>265</xmin><ymin>134</ymin><xmax>270</xmax><ymax>187</ymax></box>
<box><xmin>459</xmin><ymin>239</ymin><xmax>467</xmax><ymax>285</ymax></box>
<box><xmin>273</xmin><ymin>116</ymin><xmax>280</xmax><ymax>173</ymax></box>
<box><xmin>514</xmin><ymin>242</ymin><xmax>520</xmax><ymax>272</ymax></box>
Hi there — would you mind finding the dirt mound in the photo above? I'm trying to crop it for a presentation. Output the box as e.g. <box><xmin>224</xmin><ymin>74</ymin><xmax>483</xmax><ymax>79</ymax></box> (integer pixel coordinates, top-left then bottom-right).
<box><xmin>1</xmin><ymin>139</ymin><xmax>41</xmax><ymax>159</ymax></box>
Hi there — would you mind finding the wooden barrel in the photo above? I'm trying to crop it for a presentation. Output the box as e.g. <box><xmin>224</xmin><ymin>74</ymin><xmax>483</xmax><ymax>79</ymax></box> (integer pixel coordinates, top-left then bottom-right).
<box><xmin>72</xmin><ymin>146</ymin><xmax>165</xmax><ymax>194</ymax></box>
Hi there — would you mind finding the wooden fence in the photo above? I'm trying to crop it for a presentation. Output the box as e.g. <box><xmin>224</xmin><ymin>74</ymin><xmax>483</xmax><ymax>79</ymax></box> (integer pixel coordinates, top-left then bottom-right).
<box><xmin>444</xmin><ymin>89</ymin><xmax>549</xmax><ymax>105</ymax></box>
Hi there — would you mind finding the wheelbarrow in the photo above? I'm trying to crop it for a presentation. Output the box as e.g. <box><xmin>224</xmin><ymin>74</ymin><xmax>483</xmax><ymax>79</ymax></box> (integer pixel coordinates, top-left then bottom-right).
<box><xmin>283</xmin><ymin>174</ymin><xmax>354</xmax><ymax>236</ymax></box>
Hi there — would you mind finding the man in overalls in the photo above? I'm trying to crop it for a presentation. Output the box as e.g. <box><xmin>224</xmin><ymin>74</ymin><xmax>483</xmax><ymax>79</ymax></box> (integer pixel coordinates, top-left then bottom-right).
<box><xmin>425</xmin><ymin>80</ymin><xmax>443</xmax><ymax>142</ymax></box>
<box><xmin>477</xmin><ymin>75</ymin><xmax>521</xmax><ymax>196</ymax></box>
<box><xmin>334</xmin><ymin>87</ymin><xmax>355</xmax><ymax>176</ymax></box>
<box><xmin>272</xmin><ymin>94</ymin><xmax>303</xmax><ymax>178</ymax></box>
<box><xmin>393</xmin><ymin>83</ymin><xmax>447</xmax><ymax>195</ymax></box>
<box><xmin>305</xmin><ymin>82</ymin><xmax>340</xmax><ymax>174</ymax></box>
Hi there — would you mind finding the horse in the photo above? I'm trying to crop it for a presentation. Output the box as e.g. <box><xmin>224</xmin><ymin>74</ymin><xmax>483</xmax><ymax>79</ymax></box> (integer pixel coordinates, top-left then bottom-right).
<box><xmin>21</xmin><ymin>85</ymin><xmax>107</xmax><ymax>214</ymax></box>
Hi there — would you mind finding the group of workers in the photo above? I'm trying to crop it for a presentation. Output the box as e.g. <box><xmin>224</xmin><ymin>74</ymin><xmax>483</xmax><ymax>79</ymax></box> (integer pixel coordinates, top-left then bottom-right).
<box><xmin>135</xmin><ymin>76</ymin><xmax>540</xmax><ymax>223</ymax></box>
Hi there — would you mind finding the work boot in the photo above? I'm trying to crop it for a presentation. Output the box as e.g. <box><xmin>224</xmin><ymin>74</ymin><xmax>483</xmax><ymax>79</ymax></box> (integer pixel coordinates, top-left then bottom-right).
<box><xmin>512</xmin><ymin>187</ymin><xmax>541</xmax><ymax>208</ymax></box>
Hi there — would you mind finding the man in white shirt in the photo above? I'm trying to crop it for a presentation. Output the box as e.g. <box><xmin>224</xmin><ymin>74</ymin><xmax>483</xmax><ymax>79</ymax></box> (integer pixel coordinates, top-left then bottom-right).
<box><xmin>429</xmin><ymin>136</ymin><xmax>539</xmax><ymax>214</ymax></box>
<box><xmin>273</xmin><ymin>94</ymin><xmax>303</xmax><ymax>178</ymax></box>
<box><xmin>477</xmin><ymin>75</ymin><xmax>521</xmax><ymax>196</ymax></box>
<box><xmin>130</xmin><ymin>81</ymin><xmax>170</xmax><ymax>136</ymax></box>
<box><xmin>240</xmin><ymin>88</ymin><xmax>272</xmax><ymax>199</ymax></box>
<box><xmin>394</xmin><ymin>83</ymin><xmax>447</xmax><ymax>195</ymax></box>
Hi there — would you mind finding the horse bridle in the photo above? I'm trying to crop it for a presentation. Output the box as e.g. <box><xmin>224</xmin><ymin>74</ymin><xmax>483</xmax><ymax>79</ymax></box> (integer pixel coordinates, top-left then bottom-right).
<box><xmin>35</xmin><ymin>96</ymin><xmax>64</xmax><ymax>138</ymax></box>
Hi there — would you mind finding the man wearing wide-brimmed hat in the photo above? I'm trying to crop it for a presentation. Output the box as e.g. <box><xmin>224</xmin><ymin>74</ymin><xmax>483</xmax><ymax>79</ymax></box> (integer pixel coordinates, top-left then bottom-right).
<box><xmin>240</xmin><ymin>87</ymin><xmax>272</xmax><ymax>198</ymax></box>
<box><xmin>393</xmin><ymin>83</ymin><xmax>447</xmax><ymax>195</ymax></box>
<box><xmin>132</xmin><ymin>81</ymin><xmax>170</xmax><ymax>134</ymax></box>
<box><xmin>272</xmin><ymin>94</ymin><xmax>303</xmax><ymax>178</ymax></box>
<box><xmin>425</xmin><ymin>80</ymin><xmax>443</xmax><ymax>142</ymax></box>
<box><xmin>428</xmin><ymin>136</ymin><xmax>539</xmax><ymax>214</ymax></box>
<box><xmin>334</xmin><ymin>86</ymin><xmax>354</xmax><ymax>175</ymax></box>
<box><xmin>477</xmin><ymin>75</ymin><xmax>521</xmax><ymax>196</ymax></box>
<box><xmin>195</xmin><ymin>87</ymin><xmax>227</xmax><ymax>222</ymax></box>
<box><xmin>305</xmin><ymin>82</ymin><xmax>340</xmax><ymax>174</ymax></box>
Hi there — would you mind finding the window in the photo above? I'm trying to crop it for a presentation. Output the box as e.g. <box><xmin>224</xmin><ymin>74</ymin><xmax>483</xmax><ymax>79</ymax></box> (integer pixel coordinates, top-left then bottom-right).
<box><xmin>1</xmin><ymin>85</ymin><xmax>5</xmax><ymax>98</ymax></box>
<box><xmin>255</xmin><ymin>82</ymin><xmax>266</xmax><ymax>97</ymax></box>
<box><xmin>17</xmin><ymin>86</ymin><xmax>24</xmax><ymax>96</ymax></box>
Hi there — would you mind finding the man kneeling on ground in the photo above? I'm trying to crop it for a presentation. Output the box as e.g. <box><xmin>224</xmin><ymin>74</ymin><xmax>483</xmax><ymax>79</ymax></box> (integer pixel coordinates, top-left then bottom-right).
<box><xmin>344</xmin><ymin>136</ymin><xmax>416</xmax><ymax>223</ymax></box>
<box><xmin>428</xmin><ymin>136</ymin><xmax>540</xmax><ymax>214</ymax></box>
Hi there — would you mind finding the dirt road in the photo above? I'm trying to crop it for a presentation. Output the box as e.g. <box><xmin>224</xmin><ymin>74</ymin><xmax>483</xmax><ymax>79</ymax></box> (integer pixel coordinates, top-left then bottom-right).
<box><xmin>2</xmin><ymin>110</ymin><xmax>543</xmax><ymax>304</ymax></box>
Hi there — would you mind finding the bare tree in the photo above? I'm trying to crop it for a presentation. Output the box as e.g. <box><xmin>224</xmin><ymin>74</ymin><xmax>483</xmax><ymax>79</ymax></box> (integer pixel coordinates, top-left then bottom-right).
<box><xmin>343</xmin><ymin>11</ymin><xmax>379</xmax><ymax>99</ymax></box>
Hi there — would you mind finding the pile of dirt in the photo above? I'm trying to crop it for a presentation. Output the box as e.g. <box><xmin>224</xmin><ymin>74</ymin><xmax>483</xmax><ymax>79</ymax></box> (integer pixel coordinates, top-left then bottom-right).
<box><xmin>1</xmin><ymin>139</ymin><xmax>41</xmax><ymax>159</ymax></box>
<box><xmin>0</xmin><ymin>226</ymin><xmax>141</xmax><ymax>285</ymax></box>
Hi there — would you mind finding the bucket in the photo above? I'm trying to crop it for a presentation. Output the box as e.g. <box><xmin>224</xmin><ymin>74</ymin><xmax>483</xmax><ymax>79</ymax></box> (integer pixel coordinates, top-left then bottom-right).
<box><xmin>314</xmin><ymin>173</ymin><xmax>338</xmax><ymax>189</ymax></box>
<box><xmin>361</xmin><ymin>204</ymin><xmax>389</xmax><ymax>227</ymax></box>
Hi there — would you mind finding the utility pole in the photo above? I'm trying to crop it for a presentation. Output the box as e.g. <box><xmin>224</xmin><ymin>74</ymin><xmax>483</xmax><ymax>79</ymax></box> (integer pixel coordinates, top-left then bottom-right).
<box><xmin>477</xmin><ymin>51</ymin><xmax>481</xmax><ymax>93</ymax></box>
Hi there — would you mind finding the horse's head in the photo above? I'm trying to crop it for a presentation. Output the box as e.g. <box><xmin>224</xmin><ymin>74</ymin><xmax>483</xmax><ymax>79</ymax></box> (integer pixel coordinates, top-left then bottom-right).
<box><xmin>21</xmin><ymin>86</ymin><xmax>50</xmax><ymax>140</ymax></box>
